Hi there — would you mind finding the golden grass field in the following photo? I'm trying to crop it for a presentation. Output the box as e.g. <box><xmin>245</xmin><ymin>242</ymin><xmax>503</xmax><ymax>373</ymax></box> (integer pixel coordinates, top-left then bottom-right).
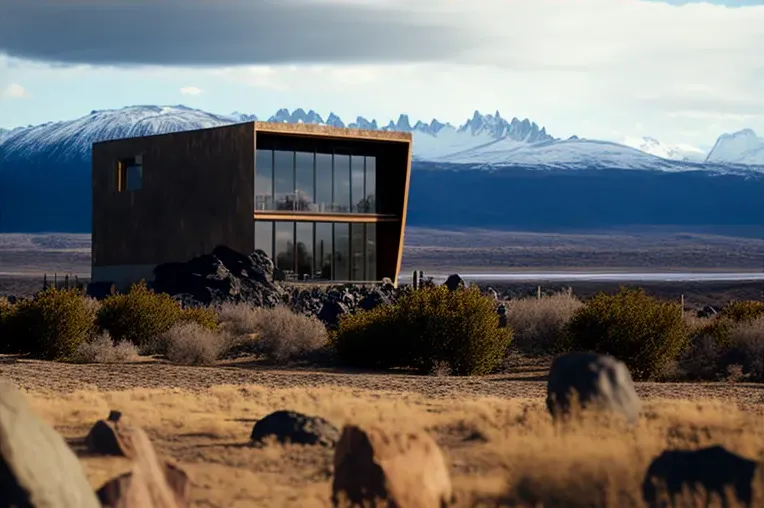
<box><xmin>2</xmin><ymin>356</ymin><xmax>763</xmax><ymax>507</ymax></box>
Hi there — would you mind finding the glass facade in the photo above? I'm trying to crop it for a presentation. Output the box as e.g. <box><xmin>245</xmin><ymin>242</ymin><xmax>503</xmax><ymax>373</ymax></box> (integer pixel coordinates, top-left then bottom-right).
<box><xmin>254</xmin><ymin>220</ymin><xmax>378</xmax><ymax>281</ymax></box>
<box><xmin>255</xmin><ymin>148</ymin><xmax>377</xmax><ymax>214</ymax></box>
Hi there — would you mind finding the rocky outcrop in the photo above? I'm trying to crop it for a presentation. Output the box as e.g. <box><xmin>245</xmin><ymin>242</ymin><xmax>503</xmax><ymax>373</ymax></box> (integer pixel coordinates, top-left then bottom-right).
<box><xmin>250</xmin><ymin>410</ymin><xmax>340</xmax><ymax>447</ymax></box>
<box><xmin>546</xmin><ymin>352</ymin><xmax>641</xmax><ymax>423</ymax></box>
<box><xmin>332</xmin><ymin>424</ymin><xmax>453</xmax><ymax>508</ymax></box>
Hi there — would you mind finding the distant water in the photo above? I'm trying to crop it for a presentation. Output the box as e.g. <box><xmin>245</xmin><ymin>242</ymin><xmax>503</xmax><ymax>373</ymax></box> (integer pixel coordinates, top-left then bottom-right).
<box><xmin>403</xmin><ymin>272</ymin><xmax>764</xmax><ymax>283</ymax></box>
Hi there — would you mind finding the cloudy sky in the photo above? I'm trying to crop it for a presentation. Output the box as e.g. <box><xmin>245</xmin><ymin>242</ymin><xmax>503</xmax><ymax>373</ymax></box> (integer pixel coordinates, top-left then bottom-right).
<box><xmin>0</xmin><ymin>0</ymin><xmax>762</xmax><ymax>149</ymax></box>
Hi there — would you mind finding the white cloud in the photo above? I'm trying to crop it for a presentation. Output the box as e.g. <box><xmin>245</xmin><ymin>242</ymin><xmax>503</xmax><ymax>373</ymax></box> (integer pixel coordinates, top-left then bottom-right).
<box><xmin>179</xmin><ymin>86</ymin><xmax>202</xmax><ymax>96</ymax></box>
<box><xmin>1</xmin><ymin>83</ymin><xmax>28</xmax><ymax>98</ymax></box>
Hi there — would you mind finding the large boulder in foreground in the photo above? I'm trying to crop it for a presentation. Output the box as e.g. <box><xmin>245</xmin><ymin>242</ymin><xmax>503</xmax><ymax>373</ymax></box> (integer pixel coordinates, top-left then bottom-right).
<box><xmin>0</xmin><ymin>378</ymin><xmax>101</xmax><ymax>508</ymax></box>
<box><xmin>642</xmin><ymin>445</ymin><xmax>760</xmax><ymax>508</ymax></box>
<box><xmin>332</xmin><ymin>424</ymin><xmax>453</xmax><ymax>508</ymax></box>
<box><xmin>546</xmin><ymin>352</ymin><xmax>641</xmax><ymax>423</ymax></box>
<box><xmin>250</xmin><ymin>410</ymin><xmax>340</xmax><ymax>447</ymax></box>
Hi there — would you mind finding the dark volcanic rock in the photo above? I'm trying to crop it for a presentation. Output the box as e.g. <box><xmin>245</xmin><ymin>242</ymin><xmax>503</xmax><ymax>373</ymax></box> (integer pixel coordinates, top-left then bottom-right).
<box><xmin>250</xmin><ymin>410</ymin><xmax>339</xmax><ymax>447</ymax></box>
<box><xmin>546</xmin><ymin>352</ymin><xmax>641</xmax><ymax>423</ymax></box>
<box><xmin>443</xmin><ymin>274</ymin><xmax>466</xmax><ymax>291</ymax></box>
<box><xmin>642</xmin><ymin>446</ymin><xmax>759</xmax><ymax>508</ymax></box>
<box><xmin>151</xmin><ymin>245</ymin><xmax>285</xmax><ymax>307</ymax></box>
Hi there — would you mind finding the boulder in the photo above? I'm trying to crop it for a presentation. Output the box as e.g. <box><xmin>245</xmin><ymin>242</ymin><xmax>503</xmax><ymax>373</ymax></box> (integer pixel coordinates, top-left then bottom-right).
<box><xmin>96</xmin><ymin>424</ymin><xmax>189</xmax><ymax>508</ymax></box>
<box><xmin>642</xmin><ymin>446</ymin><xmax>760</xmax><ymax>508</ymax></box>
<box><xmin>332</xmin><ymin>424</ymin><xmax>453</xmax><ymax>508</ymax></box>
<box><xmin>250</xmin><ymin>410</ymin><xmax>340</xmax><ymax>447</ymax></box>
<box><xmin>443</xmin><ymin>274</ymin><xmax>466</xmax><ymax>291</ymax></box>
<box><xmin>0</xmin><ymin>378</ymin><xmax>101</xmax><ymax>508</ymax></box>
<box><xmin>85</xmin><ymin>410</ymin><xmax>128</xmax><ymax>456</ymax></box>
<box><xmin>546</xmin><ymin>352</ymin><xmax>641</xmax><ymax>423</ymax></box>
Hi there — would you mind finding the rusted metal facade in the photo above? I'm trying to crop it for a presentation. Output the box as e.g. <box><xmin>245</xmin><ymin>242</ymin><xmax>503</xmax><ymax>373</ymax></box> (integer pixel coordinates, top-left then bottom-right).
<box><xmin>91</xmin><ymin>122</ymin><xmax>412</xmax><ymax>288</ymax></box>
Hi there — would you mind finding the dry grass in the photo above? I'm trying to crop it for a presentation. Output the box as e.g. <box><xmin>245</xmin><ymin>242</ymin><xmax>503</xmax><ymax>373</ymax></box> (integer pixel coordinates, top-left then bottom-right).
<box><xmin>218</xmin><ymin>303</ymin><xmax>328</xmax><ymax>363</ymax></box>
<box><xmin>504</xmin><ymin>291</ymin><xmax>584</xmax><ymax>355</ymax></box>
<box><xmin>15</xmin><ymin>370</ymin><xmax>763</xmax><ymax>508</ymax></box>
<box><xmin>71</xmin><ymin>332</ymin><xmax>139</xmax><ymax>364</ymax></box>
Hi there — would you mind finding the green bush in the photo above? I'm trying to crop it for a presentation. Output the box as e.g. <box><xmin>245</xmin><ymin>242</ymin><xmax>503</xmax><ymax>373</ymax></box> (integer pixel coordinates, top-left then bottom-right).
<box><xmin>5</xmin><ymin>288</ymin><xmax>97</xmax><ymax>360</ymax></box>
<box><xmin>334</xmin><ymin>286</ymin><xmax>512</xmax><ymax>375</ymax></box>
<box><xmin>96</xmin><ymin>281</ymin><xmax>183</xmax><ymax>347</ymax></box>
<box><xmin>179</xmin><ymin>306</ymin><xmax>219</xmax><ymax>330</ymax></box>
<box><xmin>719</xmin><ymin>300</ymin><xmax>764</xmax><ymax>323</ymax></box>
<box><xmin>0</xmin><ymin>297</ymin><xmax>17</xmax><ymax>353</ymax></box>
<box><xmin>564</xmin><ymin>287</ymin><xmax>689</xmax><ymax>380</ymax></box>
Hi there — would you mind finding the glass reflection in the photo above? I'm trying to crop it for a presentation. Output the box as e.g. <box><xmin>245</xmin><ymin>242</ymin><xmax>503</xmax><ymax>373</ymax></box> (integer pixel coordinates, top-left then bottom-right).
<box><xmin>274</xmin><ymin>221</ymin><xmax>294</xmax><ymax>278</ymax></box>
<box><xmin>255</xmin><ymin>149</ymin><xmax>273</xmax><ymax>211</ymax></box>
<box><xmin>315</xmin><ymin>152</ymin><xmax>332</xmax><ymax>213</ymax></box>
<box><xmin>315</xmin><ymin>222</ymin><xmax>333</xmax><ymax>280</ymax></box>
<box><xmin>254</xmin><ymin>220</ymin><xmax>273</xmax><ymax>260</ymax></box>
<box><xmin>365</xmin><ymin>156</ymin><xmax>376</xmax><ymax>214</ymax></box>
<box><xmin>295</xmin><ymin>151</ymin><xmax>315</xmax><ymax>212</ymax></box>
<box><xmin>351</xmin><ymin>155</ymin><xmax>365</xmax><ymax>213</ymax></box>
<box><xmin>333</xmin><ymin>222</ymin><xmax>349</xmax><ymax>280</ymax></box>
<box><xmin>351</xmin><ymin>222</ymin><xmax>365</xmax><ymax>280</ymax></box>
<box><xmin>296</xmin><ymin>222</ymin><xmax>313</xmax><ymax>280</ymax></box>
<box><xmin>274</xmin><ymin>150</ymin><xmax>294</xmax><ymax>211</ymax></box>
<box><xmin>333</xmin><ymin>153</ymin><xmax>350</xmax><ymax>213</ymax></box>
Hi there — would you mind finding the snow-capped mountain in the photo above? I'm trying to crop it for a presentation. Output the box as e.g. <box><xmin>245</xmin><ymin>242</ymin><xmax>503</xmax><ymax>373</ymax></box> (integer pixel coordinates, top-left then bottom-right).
<box><xmin>622</xmin><ymin>136</ymin><xmax>706</xmax><ymax>163</ymax></box>
<box><xmin>705</xmin><ymin>129</ymin><xmax>764</xmax><ymax>165</ymax></box>
<box><xmin>0</xmin><ymin>105</ymin><xmax>761</xmax><ymax>173</ymax></box>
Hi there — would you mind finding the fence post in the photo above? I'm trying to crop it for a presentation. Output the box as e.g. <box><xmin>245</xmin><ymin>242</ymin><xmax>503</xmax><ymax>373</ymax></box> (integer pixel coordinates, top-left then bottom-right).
<box><xmin>537</xmin><ymin>286</ymin><xmax>541</xmax><ymax>300</ymax></box>
<box><xmin>680</xmin><ymin>294</ymin><xmax>685</xmax><ymax>317</ymax></box>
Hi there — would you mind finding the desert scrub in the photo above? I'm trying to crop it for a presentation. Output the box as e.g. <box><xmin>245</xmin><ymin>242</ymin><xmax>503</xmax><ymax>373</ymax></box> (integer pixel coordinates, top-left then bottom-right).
<box><xmin>564</xmin><ymin>287</ymin><xmax>689</xmax><ymax>381</ymax></box>
<box><xmin>505</xmin><ymin>290</ymin><xmax>583</xmax><ymax>355</ymax></box>
<box><xmin>161</xmin><ymin>321</ymin><xmax>226</xmax><ymax>366</ymax></box>
<box><xmin>334</xmin><ymin>285</ymin><xmax>512</xmax><ymax>375</ymax></box>
<box><xmin>0</xmin><ymin>296</ymin><xmax>16</xmax><ymax>353</ymax></box>
<box><xmin>5</xmin><ymin>288</ymin><xmax>97</xmax><ymax>360</ymax></box>
<box><xmin>96</xmin><ymin>280</ymin><xmax>183</xmax><ymax>348</ymax></box>
<box><xmin>72</xmin><ymin>331</ymin><xmax>139</xmax><ymax>364</ymax></box>
<box><xmin>179</xmin><ymin>305</ymin><xmax>219</xmax><ymax>330</ymax></box>
<box><xmin>217</xmin><ymin>303</ymin><xmax>328</xmax><ymax>362</ymax></box>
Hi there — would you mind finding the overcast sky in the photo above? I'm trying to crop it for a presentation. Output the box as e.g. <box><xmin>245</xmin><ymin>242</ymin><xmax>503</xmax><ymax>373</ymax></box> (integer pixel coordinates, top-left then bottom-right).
<box><xmin>1</xmin><ymin>0</ymin><xmax>762</xmax><ymax>148</ymax></box>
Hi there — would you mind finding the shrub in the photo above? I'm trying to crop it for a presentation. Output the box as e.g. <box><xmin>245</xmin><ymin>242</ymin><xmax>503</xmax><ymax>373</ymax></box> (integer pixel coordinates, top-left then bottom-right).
<box><xmin>162</xmin><ymin>322</ymin><xmax>226</xmax><ymax>366</ymax></box>
<box><xmin>217</xmin><ymin>302</ymin><xmax>261</xmax><ymax>337</ymax></box>
<box><xmin>72</xmin><ymin>331</ymin><xmax>139</xmax><ymax>364</ymax></box>
<box><xmin>564</xmin><ymin>287</ymin><xmax>689</xmax><ymax>381</ymax></box>
<box><xmin>719</xmin><ymin>300</ymin><xmax>764</xmax><ymax>323</ymax></box>
<box><xmin>505</xmin><ymin>291</ymin><xmax>583</xmax><ymax>355</ymax></box>
<box><xmin>180</xmin><ymin>305</ymin><xmax>219</xmax><ymax>330</ymax></box>
<box><xmin>334</xmin><ymin>286</ymin><xmax>512</xmax><ymax>375</ymax></box>
<box><xmin>253</xmin><ymin>306</ymin><xmax>328</xmax><ymax>363</ymax></box>
<box><xmin>6</xmin><ymin>288</ymin><xmax>97</xmax><ymax>360</ymax></box>
<box><xmin>97</xmin><ymin>281</ymin><xmax>182</xmax><ymax>347</ymax></box>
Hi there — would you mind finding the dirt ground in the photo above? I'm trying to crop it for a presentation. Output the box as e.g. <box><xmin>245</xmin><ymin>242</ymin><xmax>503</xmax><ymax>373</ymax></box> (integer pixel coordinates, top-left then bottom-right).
<box><xmin>3</xmin><ymin>356</ymin><xmax>764</xmax><ymax>507</ymax></box>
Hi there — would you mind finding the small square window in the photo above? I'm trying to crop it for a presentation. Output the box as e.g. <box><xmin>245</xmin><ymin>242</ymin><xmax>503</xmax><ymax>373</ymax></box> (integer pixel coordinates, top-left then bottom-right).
<box><xmin>116</xmin><ymin>156</ymin><xmax>143</xmax><ymax>192</ymax></box>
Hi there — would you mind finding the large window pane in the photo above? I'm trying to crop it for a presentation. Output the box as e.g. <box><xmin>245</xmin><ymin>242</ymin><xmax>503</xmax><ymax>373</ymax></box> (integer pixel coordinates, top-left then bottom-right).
<box><xmin>333</xmin><ymin>222</ymin><xmax>350</xmax><ymax>281</ymax></box>
<box><xmin>296</xmin><ymin>222</ymin><xmax>313</xmax><ymax>280</ymax></box>
<box><xmin>351</xmin><ymin>222</ymin><xmax>365</xmax><ymax>280</ymax></box>
<box><xmin>333</xmin><ymin>153</ymin><xmax>350</xmax><ymax>213</ymax></box>
<box><xmin>274</xmin><ymin>150</ymin><xmax>294</xmax><ymax>211</ymax></box>
<box><xmin>365</xmin><ymin>156</ymin><xmax>376</xmax><ymax>213</ymax></box>
<box><xmin>365</xmin><ymin>223</ymin><xmax>376</xmax><ymax>281</ymax></box>
<box><xmin>254</xmin><ymin>220</ymin><xmax>273</xmax><ymax>260</ymax></box>
<box><xmin>275</xmin><ymin>221</ymin><xmax>295</xmax><ymax>279</ymax></box>
<box><xmin>255</xmin><ymin>149</ymin><xmax>273</xmax><ymax>211</ymax></box>
<box><xmin>315</xmin><ymin>222</ymin><xmax>333</xmax><ymax>280</ymax></box>
<box><xmin>315</xmin><ymin>153</ymin><xmax>332</xmax><ymax>213</ymax></box>
<box><xmin>295</xmin><ymin>151</ymin><xmax>315</xmax><ymax>212</ymax></box>
<box><xmin>351</xmin><ymin>155</ymin><xmax>365</xmax><ymax>213</ymax></box>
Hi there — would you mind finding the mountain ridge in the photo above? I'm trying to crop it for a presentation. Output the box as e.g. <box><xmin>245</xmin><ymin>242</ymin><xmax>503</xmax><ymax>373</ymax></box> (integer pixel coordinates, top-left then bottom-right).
<box><xmin>1</xmin><ymin>105</ymin><xmax>762</xmax><ymax>172</ymax></box>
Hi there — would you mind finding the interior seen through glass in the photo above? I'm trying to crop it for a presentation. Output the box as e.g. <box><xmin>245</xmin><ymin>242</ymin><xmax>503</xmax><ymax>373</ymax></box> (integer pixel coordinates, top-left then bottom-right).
<box><xmin>255</xmin><ymin>149</ymin><xmax>376</xmax><ymax>213</ymax></box>
<box><xmin>254</xmin><ymin>220</ymin><xmax>378</xmax><ymax>281</ymax></box>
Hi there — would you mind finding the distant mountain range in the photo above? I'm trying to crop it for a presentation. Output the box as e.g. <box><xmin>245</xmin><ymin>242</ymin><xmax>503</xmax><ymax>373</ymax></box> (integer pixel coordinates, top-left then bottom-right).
<box><xmin>1</xmin><ymin>105</ymin><xmax>762</xmax><ymax>171</ymax></box>
<box><xmin>0</xmin><ymin>105</ymin><xmax>762</xmax><ymax>234</ymax></box>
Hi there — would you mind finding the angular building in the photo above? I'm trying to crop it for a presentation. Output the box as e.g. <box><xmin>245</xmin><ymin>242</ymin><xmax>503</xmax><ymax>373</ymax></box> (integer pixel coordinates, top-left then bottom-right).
<box><xmin>91</xmin><ymin>122</ymin><xmax>412</xmax><ymax>289</ymax></box>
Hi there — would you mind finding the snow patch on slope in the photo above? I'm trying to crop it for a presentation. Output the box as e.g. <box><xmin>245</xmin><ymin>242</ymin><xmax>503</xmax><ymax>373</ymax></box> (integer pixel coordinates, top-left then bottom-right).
<box><xmin>705</xmin><ymin>129</ymin><xmax>764</xmax><ymax>165</ymax></box>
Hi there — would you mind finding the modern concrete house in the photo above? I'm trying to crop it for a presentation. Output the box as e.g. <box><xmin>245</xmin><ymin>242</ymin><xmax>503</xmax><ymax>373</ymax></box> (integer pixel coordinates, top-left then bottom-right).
<box><xmin>91</xmin><ymin>122</ymin><xmax>412</xmax><ymax>288</ymax></box>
